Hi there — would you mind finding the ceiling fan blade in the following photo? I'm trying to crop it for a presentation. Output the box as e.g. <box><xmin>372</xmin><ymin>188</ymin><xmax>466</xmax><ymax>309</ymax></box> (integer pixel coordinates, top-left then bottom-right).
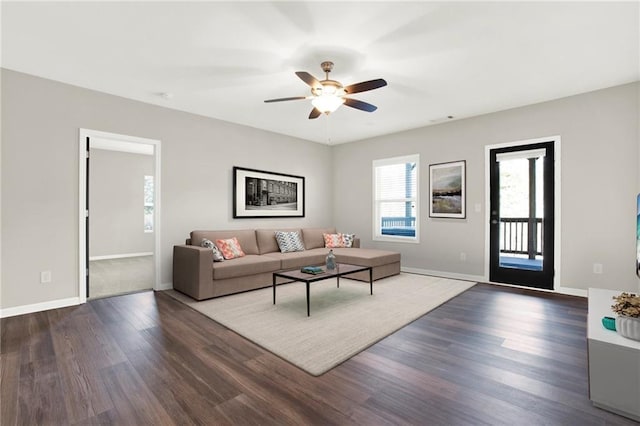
<box><xmin>344</xmin><ymin>78</ymin><xmax>387</xmax><ymax>94</ymax></box>
<box><xmin>344</xmin><ymin>98</ymin><xmax>377</xmax><ymax>112</ymax></box>
<box><xmin>264</xmin><ymin>96</ymin><xmax>307</xmax><ymax>103</ymax></box>
<box><xmin>308</xmin><ymin>107</ymin><xmax>322</xmax><ymax>119</ymax></box>
<box><xmin>296</xmin><ymin>71</ymin><xmax>321</xmax><ymax>88</ymax></box>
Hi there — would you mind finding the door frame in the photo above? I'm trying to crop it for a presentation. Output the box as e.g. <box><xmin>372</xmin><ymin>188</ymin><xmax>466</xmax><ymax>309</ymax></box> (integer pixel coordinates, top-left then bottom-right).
<box><xmin>484</xmin><ymin>135</ymin><xmax>561</xmax><ymax>291</ymax></box>
<box><xmin>78</xmin><ymin>128</ymin><xmax>162</xmax><ymax>303</ymax></box>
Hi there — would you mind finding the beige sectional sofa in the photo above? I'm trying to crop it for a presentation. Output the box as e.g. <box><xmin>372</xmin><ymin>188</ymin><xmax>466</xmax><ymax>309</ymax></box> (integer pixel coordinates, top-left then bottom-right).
<box><xmin>172</xmin><ymin>227</ymin><xmax>401</xmax><ymax>300</ymax></box>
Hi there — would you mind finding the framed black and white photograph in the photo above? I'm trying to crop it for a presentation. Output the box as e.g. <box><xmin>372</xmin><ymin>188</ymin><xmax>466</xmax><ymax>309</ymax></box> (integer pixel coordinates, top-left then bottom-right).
<box><xmin>233</xmin><ymin>166</ymin><xmax>305</xmax><ymax>218</ymax></box>
<box><xmin>429</xmin><ymin>160</ymin><xmax>466</xmax><ymax>219</ymax></box>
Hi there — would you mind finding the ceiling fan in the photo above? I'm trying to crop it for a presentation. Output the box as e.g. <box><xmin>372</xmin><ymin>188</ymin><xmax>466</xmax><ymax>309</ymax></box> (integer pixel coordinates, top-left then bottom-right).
<box><xmin>264</xmin><ymin>61</ymin><xmax>387</xmax><ymax>119</ymax></box>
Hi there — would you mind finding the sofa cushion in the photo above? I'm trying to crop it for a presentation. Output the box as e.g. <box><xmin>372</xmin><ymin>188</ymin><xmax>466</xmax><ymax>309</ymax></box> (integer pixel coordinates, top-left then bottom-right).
<box><xmin>190</xmin><ymin>230</ymin><xmax>259</xmax><ymax>255</ymax></box>
<box><xmin>212</xmin><ymin>255</ymin><xmax>281</xmax><ymax>280</ymax></box>
<box><xmin>331</xmin><ymin>248</ymin><xmax>401</xmax><ymax>268</ymax></box>
<box><xmin>256</xmin><ymin>228</ymin><xmax>301</xmax><ymax>254</ymax></box>
<box><xmin>274</xmin><ymin>231</ymin><xmax>305</xmax><ymax>253</ymax></box>
<box><xmin>264</xmin><ymin>248</ymin><xmax>329</xmax><ymax>270</ymax></box>
<box><xmin>216</xmin><ymin>237</ymin><xmax>245</xmax><ymax>260</ymax></box>
<box><xmin>302</xmin><ymin>227</ymin><xmax>337</xmax><ymax>249</ymax></box>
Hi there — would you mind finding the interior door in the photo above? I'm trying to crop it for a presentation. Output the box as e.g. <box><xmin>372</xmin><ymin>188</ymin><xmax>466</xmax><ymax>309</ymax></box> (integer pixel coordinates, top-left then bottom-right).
<box><xmin>489</xmin><ymin>141</ymin><xmax>554</xmax><ymax>289</ymax></box>
<box><xmin>85</xmin><ymin>136</ymin><xmax>90</xmax><ymax>298</ymax></box>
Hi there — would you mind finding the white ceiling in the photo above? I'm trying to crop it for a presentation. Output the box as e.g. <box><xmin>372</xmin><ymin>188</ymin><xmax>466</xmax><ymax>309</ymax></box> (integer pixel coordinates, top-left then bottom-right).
<box><xmin>2</xmin><ymin>1</ymin><xmax>638</xmax><ymax>144</ymax></box>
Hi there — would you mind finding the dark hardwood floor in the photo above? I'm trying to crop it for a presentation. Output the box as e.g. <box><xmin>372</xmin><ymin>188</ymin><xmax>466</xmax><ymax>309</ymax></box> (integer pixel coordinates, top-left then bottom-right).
<box><xmin>2</xmin><ymin>282</ymin><xmax>638</xmax><ymax>425</ymax></box>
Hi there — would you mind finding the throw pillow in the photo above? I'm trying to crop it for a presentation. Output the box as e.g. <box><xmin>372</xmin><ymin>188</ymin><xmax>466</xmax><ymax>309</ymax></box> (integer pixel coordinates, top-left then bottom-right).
<box><xmin>274</xmin><ymin>231</ymin><xmax>305</xmax><ymax>253</ymax></box>
<box><xmin>215</xmin><ymin>237</ymin><xmax>246</xmax><ymax>260</ymax></box>
<box><xmin>201</xmin><ymin>238</ymin><xmax>225</xmax><ymax>262</ymax></box>
<box><xmin>341</xmin><ymin>233</ymin><xmax>355</xmax><ymax>248</ymax></box>
<box><xmin>323</xmin><ymin>233</ymin><xmax>344</xmax><ymax>248</ymax></box>
<box><xmin>323</xmin><ymin>233</ymin><xmax>356</xmax><ymax>248</ymax></box>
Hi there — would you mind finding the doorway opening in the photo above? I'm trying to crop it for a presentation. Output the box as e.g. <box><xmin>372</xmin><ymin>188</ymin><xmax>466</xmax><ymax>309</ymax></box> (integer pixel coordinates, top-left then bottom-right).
<box><xmin>78</xmin><ymin>129</ymin><xmax>161</xmax><ymax>303</ymax></box>
<box><xmin>486</xmin><ymin>137</ymin><xmax>560</xmax><ymax>290</ymax></box>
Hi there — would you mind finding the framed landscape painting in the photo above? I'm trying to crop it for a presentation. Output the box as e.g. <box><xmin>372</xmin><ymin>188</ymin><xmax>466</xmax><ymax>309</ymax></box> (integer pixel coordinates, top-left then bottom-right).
<box><xmin>233</xmin><ymin>166</ymin><xmax>305</xmax><ymax>218</ymax></box>
<box><xmin>429</xmin><ymin>160</ymin><xmax>466</xmax><ymax>219</ymax></box>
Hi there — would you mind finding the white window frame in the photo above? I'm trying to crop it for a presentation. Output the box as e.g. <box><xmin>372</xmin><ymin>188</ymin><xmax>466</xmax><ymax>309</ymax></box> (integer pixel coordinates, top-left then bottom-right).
<box><xmin>372</xmin><ymin>154</ymin><xmax>420</xmax><ymax>243</ymax></box>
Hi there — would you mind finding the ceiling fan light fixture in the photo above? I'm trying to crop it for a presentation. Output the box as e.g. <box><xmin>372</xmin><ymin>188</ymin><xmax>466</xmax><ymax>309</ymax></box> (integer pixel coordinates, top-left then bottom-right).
<box><xmin>311</xmin><ymin>94</ymin><xmax>345</xmax><ymax>114</ymax></box>
<box><xmin>264</xmin><ymin>61</ymin><xmax>386</xmax><ymax>119</ymax></box>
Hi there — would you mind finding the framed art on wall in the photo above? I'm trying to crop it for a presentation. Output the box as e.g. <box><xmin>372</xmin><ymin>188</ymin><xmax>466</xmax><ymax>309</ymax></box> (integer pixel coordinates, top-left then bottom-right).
<box><xmin>233</xmin><ymin>166</ymin><xmax>305</xmax><ymax>218</ymax></box>
<box><xmin>429</xmin><ymin>160</ymin><xmax>466</xmax><ymax>219</ymax></box>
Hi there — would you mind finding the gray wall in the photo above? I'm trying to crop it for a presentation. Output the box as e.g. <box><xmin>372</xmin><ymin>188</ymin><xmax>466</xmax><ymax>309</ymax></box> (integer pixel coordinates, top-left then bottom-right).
<box><xmin>89</xmin><ymin>148</ymin><xmax>154</xmax><ymax>257</ymax></box>
<box><xmin>333</xmin><ymin>82</ymin><xmax>640</xmax><ymax>293</ymax></box>
<box><xmin>1</xmin><ymin>69</ymin><xmax>333</xmax><ymax>310</ymax></box>
<box><xmin>1</xmin><ymin>68</ymin><xmax>638</xmax><ymax>312</ymax></box>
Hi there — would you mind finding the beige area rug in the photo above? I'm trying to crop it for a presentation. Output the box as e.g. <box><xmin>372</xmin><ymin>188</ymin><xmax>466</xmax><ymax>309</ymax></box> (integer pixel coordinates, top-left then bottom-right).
<box><xmin>166</xmin><ymin>273</ymin><xmax>475</xmax><ymax>376</ymax></box>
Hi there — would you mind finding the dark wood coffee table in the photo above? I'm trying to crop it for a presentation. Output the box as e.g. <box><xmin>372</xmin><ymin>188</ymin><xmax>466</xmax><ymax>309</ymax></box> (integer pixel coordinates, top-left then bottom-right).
<box><xmin>272</xmin><ymin>263</ymin><xmax>373</xmax><ymax>316</ymax></box>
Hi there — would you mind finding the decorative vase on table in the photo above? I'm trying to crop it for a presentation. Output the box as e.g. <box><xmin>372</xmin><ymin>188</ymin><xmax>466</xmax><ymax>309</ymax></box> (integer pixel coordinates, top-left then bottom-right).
<box><xmin>611</xmin><ymin>291</ymin><xmax>640</xmax><ymax>341</ymax></box>
<box><xmin>326</xmin><ymin>249</ymin><xmax>336</xmax><ymax>271</ymax></box>
<box><xmin>616</xmin><ymin>315</ymin><xmax>640</xmax><ymax>341</ymax></box>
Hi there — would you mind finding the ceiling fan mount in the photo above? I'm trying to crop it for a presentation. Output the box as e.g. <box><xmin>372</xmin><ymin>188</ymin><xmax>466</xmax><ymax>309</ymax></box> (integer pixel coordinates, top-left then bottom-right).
<box><xmin>320</xmin><ymin>60</ymin><xmax>334</xmax><ymax>74</ymax></box>
<box><xmin>264</xmin><ymin>61</ymin><xmax>387</xmax><ymax>119</ymax></box>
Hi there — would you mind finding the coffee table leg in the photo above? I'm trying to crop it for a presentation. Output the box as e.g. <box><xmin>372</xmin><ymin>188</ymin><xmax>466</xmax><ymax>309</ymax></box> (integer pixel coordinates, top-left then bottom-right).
<box><xmin>337</xmin><ymin>275</ymin><xmax>340</xmax><ymax>288</ymax></box>
<box><xmin>369</xmin><ymin>268</ymin><xmax>373</xmax><ymax>295</ymax></box>
<box><xmin>273</xmin><ymin>275</ymin><xmax>276</xmax><ymax>304</ymax></box>
<box><xmin>306</xmin><ymin>282</ymin><xmax>310</xmax><ymax>316</ymax></box>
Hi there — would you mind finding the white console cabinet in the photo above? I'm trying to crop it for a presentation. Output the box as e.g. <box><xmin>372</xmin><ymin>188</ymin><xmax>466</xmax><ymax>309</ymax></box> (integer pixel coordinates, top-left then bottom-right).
<box><xmin>587</xmin><ymin>288</ymin><xmax>640</xmax><ymax>421</ymax></box>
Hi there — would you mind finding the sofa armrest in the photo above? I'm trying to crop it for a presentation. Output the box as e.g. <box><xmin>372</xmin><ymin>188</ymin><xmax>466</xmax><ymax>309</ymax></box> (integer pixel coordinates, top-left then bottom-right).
<box><xmin>173</xmin><ymin>244</ymin><xmax>213</xmax><ymax>300</ymax></box>
<box><xmin>352</xmin><ymin>238</ymin><xmax>361</xmax><ymax>248</ymax></box>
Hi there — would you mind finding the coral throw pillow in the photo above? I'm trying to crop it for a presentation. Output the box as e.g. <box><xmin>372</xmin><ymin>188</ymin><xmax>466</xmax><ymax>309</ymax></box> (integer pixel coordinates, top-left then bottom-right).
<box><xmin>215</xmin><ymin>237</ymin><xmax>246</xmax><ymax>260</ymax></box>
<box><xmin>323</xmin><ymin>233</ymin><xmax>343</xmax><ymax>248</ymax></box>
<box><xmin>324</xmin><ymin>233</ymin><xmax>355</xmax><ymax>248</ymax></box>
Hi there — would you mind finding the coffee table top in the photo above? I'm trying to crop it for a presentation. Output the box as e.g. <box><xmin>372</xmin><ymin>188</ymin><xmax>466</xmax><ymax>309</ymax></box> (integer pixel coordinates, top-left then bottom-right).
<box><xmin>274</xmin><ymin>263</ymin><xmax>370</xmax><ymax>282</ymax></box>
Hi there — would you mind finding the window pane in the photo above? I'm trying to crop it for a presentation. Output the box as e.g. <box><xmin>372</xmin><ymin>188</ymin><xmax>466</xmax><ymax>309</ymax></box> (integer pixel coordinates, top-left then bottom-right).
<box><xmin>379</xmin><ymin>201</ymin><xmax>416</xmax><ymax>237</ymax></box>
<box><xmin>375</xmin><ymin>162</ymin><xmax>417</xmax><ymax>200</ymax></box>
<box><xmin>373</xmin><ymin>155</ymin><xmax>419</xmax><ymax>241</ymax></box>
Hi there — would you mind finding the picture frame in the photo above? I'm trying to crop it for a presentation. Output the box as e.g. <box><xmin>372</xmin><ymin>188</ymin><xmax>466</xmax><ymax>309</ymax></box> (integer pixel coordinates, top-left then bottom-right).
<box><xmin>429</xmin><ymin>160</ymin><xmax>466</xmax><ymax>219</ymax></box>
<box><xmin>233</xmin><ymin>166</ymin><xmax>305</xmax><ymax>218</ymax></box>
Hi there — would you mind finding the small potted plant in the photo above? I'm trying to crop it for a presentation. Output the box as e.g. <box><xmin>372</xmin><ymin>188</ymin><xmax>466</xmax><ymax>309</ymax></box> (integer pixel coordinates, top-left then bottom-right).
<box><xmin>611</xmin><ymin>292</ymin><xmax>640</xmax><ymax>341</ymax></box>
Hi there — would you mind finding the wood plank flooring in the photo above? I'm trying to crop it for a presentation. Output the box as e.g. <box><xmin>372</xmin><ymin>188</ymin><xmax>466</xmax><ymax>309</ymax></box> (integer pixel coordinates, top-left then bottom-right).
<box><xmin>2</xmin><ymin>282</ymin><xmax>638</xmax><ymax>425</ymax></box>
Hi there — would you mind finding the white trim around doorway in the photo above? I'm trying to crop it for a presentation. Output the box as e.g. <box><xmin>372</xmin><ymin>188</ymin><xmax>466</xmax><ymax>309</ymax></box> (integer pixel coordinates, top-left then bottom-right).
<box><xmin>78</xmin><ymin>128</ymin><xmax>162</xmax><ymax>303</ymax></box>
<box><xmin>484</xmin><ymin>135</ymin><xmax>562</xmax><ymax>291</ymax></box>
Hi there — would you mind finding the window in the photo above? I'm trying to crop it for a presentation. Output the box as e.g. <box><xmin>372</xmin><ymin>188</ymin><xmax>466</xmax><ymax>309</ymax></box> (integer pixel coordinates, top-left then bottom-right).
<box><xmin>144</xmin><ymin>175</ymin><xmax>154</xmax><ymax>232</ymax></box>
<box><xmin>373</xmin><ymin>155</ymin><xmax>419</xmax><ymax>242</ymax></box>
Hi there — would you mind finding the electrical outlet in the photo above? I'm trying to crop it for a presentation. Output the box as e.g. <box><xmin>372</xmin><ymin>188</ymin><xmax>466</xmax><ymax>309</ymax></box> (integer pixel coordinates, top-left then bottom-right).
<box><xmin>460</xmin><ymin>252</ymin><xmax>467</xmax><ymax>262</ymax></box>
<box><xmin>40</xmin><ymin>270</ymin><xmax>52</xmax><ymax>283</ymax></box>
<box><xmin>593</xmin><ymin>263</ymin><xmax>603</xmax><ymax>274</ymax></box>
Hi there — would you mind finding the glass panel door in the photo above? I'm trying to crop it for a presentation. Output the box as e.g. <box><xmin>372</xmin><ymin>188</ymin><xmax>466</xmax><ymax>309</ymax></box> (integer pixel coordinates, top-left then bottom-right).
<box><xmin>489</xmin><ymin>141</ymin><xmax>554</xmax><ymax>289</ymax></box>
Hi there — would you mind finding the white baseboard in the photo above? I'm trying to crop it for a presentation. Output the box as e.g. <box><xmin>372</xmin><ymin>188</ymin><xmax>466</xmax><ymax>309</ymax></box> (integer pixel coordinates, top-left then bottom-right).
<box><xmin>0</xmin><ymin>297</ymin><xmax>81</xmax><ymax>318</ymax></box>
<box><xmin>555</xmin><ymin>286</ymin><xmax>588</xmax><ymax>298</ymax></box>
<box><xmin>402</xmin><ymin>267</ymin><xmax>587</xmax><ymax>298</ymax></box>
<box><xmin>485</xmin><ymin>280</ymin><xmax>587</xmax><ymax>298</ymax></box>
<box><xmin>157</xmin><ymin>282</ymin><xmax>173</xmax><ymax>291</ymax></box>
<box><xmin>89</xmin><ymin>252</ymin><xmax>153</xmax><ymax>261</ymax></box>
<box><xmin>401</xmin><ymin>267</ymin><xmax>485</xmax><ymax>283</ymax></box>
